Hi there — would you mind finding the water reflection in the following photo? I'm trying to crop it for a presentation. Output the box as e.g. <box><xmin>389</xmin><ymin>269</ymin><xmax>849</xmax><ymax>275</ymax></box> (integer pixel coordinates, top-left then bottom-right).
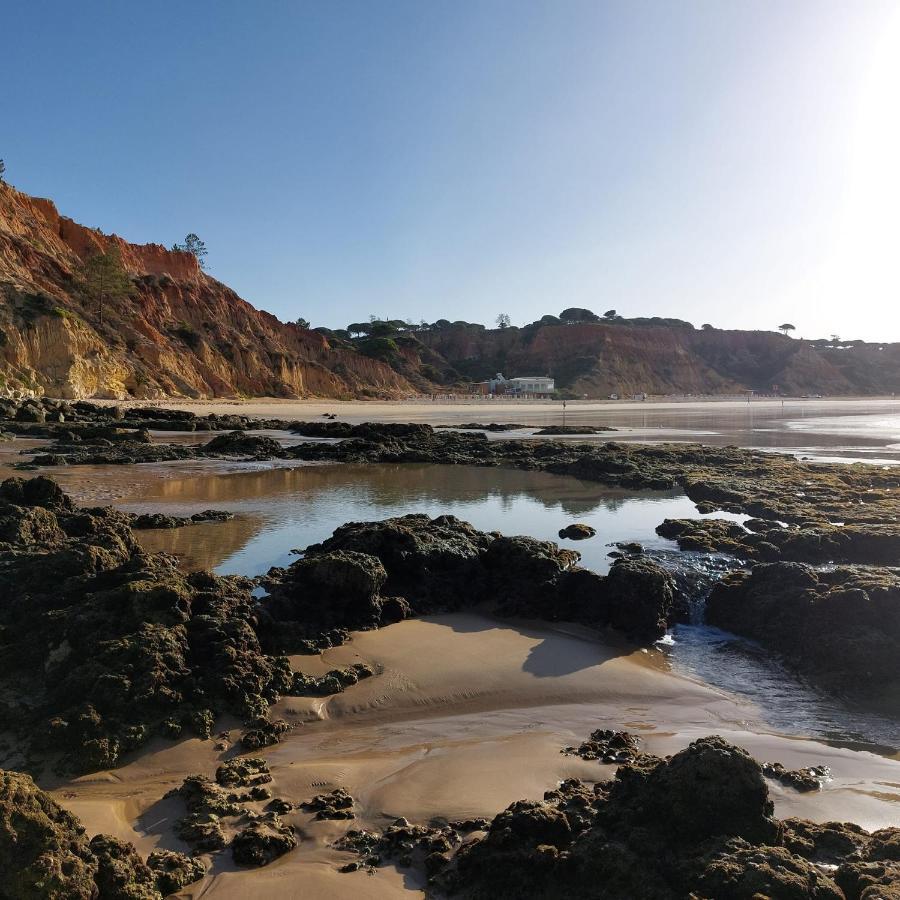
<box><xmin>54</xmin><ymin>461</ymin><xmax>718</xmax><ymax>576</ymax></box>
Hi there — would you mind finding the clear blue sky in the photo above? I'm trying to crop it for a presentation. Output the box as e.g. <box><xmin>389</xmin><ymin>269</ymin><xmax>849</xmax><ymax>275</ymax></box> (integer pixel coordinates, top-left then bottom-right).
<box><xmin>4</xmin><ymin>1</ymin><xmax>900</xmax><ymax>339</ymax></box>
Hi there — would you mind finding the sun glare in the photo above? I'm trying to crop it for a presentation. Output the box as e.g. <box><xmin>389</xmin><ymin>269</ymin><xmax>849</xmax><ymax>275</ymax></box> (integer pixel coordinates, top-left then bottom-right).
<box><xmin>837</xmin><ymin>10</ymin><xmax>900</xmax><ymax>328</ymax></box>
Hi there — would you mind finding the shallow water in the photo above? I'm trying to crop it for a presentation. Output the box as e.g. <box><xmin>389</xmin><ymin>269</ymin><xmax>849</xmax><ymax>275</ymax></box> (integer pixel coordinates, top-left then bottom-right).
<box><xmin>46</xmin><ymin>457</ymin><xmax>899</xmax><ymax>756</ymax></box>
<box><xmin>53</xmin><ymin>460</ymin><xmax>742</xmax><ymax>575</ymax></box>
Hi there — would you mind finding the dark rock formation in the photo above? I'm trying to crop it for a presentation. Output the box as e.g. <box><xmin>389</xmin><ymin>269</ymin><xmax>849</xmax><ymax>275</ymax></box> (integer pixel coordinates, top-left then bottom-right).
<box><xmin>89</xmin><ymin>833</ymin><xmax>160</xmax><ymax>899</ymax></box>
<box><xmin>562</xmin><ymin>729</ymin><xmax>641</xmax><ymax>764</ymax></box>
<box><xmin>0</xmin><ymin>475</ymin><xmax>293</xmax><ymax>773</ymax></box>
<box><xmin>657</xmin><ymin>516</ymin><xmax>900</xmax><ymax>565</ymax></box>
<box><xmin>533</xmin><ymin>425</ymin><xmax>616</xmax><ymax>435</ymax></box>
<box><xmin>300</xmin><ymin>787</ymin><xmax>355</xmax><ymax>820</ymax></box>
<box><xmin>424</xmin><ymin>736</ymin><xmax>886</xmax><ymax>899</ymax></box>
<box><xmin>706</xmin><ymin>563</ymin><xmax>900</xmax><ymax>712</ymax></box>
<box><xmin>231</xmin><ymin>815</ymin><xmax>297</xmax><ymax>867</ymax></box>
<box><xmin>762</xmin><ymin>762</ymin><xmax>831</xmax><ymax>792</ymax></box>
<box><xmin>260</xmin><ymin>514</ymin><xmax>676</xmax><ymax>646</ymax></box>
<box><xmin>145</xmin><ymin>850</ymin><xmax>206</xmax><ymax>895</ymax></box>
<box><xmin>0</xmin><ymin>768</ymin><xmax>203</xmax><ymax>899</ymax></box>
<box><xmin>558</xmin><ymin>523</ymin><xmax>597</xmax><ymax>540</ymax></box>
<box><xmin>202</xmin><ymin>430</ymin><xmax>285</xmax><ymax>457</ymax></box>
<box><xmin>0</xmin><ymin>769</ymin><xmax>98</xmax><ymax>899</ymax></box>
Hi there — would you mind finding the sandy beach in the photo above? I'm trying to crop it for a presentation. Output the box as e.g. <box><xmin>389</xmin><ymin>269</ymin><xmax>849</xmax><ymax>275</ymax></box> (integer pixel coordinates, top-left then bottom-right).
<box><xmin>48</xmin><ymin>613</ymin><xmax>900</xmax><ymax>898</ymax></box>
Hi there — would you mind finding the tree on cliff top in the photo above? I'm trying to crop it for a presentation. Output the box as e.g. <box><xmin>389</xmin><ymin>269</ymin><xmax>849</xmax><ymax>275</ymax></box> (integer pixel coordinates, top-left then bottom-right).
<box><xmin>79</xmin><ymin>246</ymin><xmax>133</xmax><ymax>327</ymax></box>
<box><xmin>172</xmin><ymin>233</ymin><xmax>208</xmax><ymax>269</ymax></box>
<box><xmin>496</xmin><ymin>313</ymin><xmax>511</xmax><ymax>328</ymax></box>
<box><xmin>560</xmin><ymin>307</ymin><xmax>600</xmax><ymax>324</ymax></box>
<box><xmin>779</xmin><ymin>323</ymin><xmax>796</xmax><ymax>335</ymax></box>
<box><xmin>0</xmin><ymin>159</ymin><xmax>5</xmax><ymax>182</ymax></box>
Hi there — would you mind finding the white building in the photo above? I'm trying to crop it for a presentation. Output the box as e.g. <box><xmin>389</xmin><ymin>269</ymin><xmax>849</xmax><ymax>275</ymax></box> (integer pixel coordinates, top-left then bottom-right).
<box><xmin>506</xmin><ymin>376</ymin><xmax>555</xmax><ymax>396</ymax></box>
<box><xmin>472</xmin><ymin>373</ymin><xmax>556</xmax><ymax>396</ymax></box>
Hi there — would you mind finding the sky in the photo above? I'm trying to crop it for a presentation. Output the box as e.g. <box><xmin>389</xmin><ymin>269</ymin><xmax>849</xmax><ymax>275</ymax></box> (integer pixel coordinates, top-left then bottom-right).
<box><xmin>3</xmin><ymin>0</ymin><xmax>900</xmax><ymax>340</ymax></box>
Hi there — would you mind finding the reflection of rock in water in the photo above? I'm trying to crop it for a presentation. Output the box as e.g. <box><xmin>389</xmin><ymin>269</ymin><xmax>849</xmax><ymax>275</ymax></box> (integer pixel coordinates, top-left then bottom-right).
<box><xmin>73</xmin><ymin>461</ymin><xmax>684</xmax><ymax>516</ymax></box>
<box><xmin>136</xmin><ymin>515</ymin><xmax>265</xmax><ymax>571</ymax></box>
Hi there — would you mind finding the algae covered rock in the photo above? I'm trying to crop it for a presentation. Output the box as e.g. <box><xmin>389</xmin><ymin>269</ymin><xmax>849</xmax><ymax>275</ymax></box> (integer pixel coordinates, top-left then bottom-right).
<box><xmin>601</xmin><ymin>555</ymin><xmax>675</xmax><ymax>640</ymax></box>
<box><xmin>558</xmin><ymin>523</ymin><xmax>597</xmax><ymax>540</ymax></box>
<box><xmin>0</xmin><ymin>769</ymin><xmax>98</xmax><ymax>900</ymax></box>
<box><xmin>89</xmin><ymin>833</ymin><xmax>160</xmax><ymax>899</ymax></box>
<box><xmin>231</xmin><ymin>814</ymin><xmax>297</xmax><ymax>866</ymax></box>
<box><xmin>707</xmin><ymin>562</ymin><xmax>900</xmax><ymax>711</ymax></box>
<box><xmin>696</xmin><ymin>843</ymin><xmax>844</xmax><ymax>899</ymax></box>
<box><xmin>146</xmin><ymin>849</ymin><xmax>205</xmax><ymax>895</ymax></box>
<box><xmin>202</xmin><ymin>430</ymin><xmax>284</xmax><ymax>457</ymax></box>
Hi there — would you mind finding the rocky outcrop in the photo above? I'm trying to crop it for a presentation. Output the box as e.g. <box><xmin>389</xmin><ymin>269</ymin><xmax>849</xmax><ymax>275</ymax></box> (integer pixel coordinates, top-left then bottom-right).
<box><xmin>0</xmin><ymin>475</ymin><xmax>296</xmax><ymax>773</ymax></box>
<box><xmin>333</xmin><ymin>734</ymin><xmax>899</xmax><ymax>899</ymax></box>
<box><xmin>0</xmin><ymin>769</ymin><xmax>202</xmax><ymax>900</ymax></box>
<box><xmin>260</xmin><ymin>513</ymin><xmax>676</xmax><ymax>645</ymax></box>
<box><xmin>657</xmin><ymin>516</ymin><xmax>900</xmax><ymax>565</ymax></box>
<box><xmin>706</xmin><ymin>563</ymin><xmax>900</xmax><ymax>713</ymax></box>
<box><xmin>0</xmin><ymin>475</ymin><xmax>673</xmax><ymax>774</ymax></box>
<box><xmin>0</xmin><ymin>182</ymin><xmax>426</xmax><ymax>399</ymax></box>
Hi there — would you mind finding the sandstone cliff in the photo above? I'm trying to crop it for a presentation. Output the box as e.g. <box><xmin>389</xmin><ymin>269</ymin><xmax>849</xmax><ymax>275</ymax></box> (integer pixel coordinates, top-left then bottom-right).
<box><xmin>3</xmin><ymin>181</ymin><xmax>898</xmax><ymax>400</ymax></box>
<box><xmin>0</xmin><ymin>182</ymin><xmax>426</xmax><ymax>399</ymax></box>
<box><xmin>418</xmin><ymin>321</ymin><xmax>900</xmax><ymax>397</ymax></box>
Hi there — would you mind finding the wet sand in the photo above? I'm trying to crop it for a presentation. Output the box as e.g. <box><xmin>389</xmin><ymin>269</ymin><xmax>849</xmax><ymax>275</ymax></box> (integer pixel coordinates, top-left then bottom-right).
<box><xmin>49</xmin><ymin>614</ymin><xmax>900</xmax><ymax>899</ymax></box>
<box><xmin>95</xmin><ymin>396</ymin><xmax>900</xmax><ymax>462</ymax></box>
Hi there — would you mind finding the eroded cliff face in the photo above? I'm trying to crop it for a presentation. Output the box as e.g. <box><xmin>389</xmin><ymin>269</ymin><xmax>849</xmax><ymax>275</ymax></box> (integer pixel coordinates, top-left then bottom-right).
<box><xmin>420</xmin><ymin>322</ymin><xmax>900</xmax><ymax>397</ymax></box>
<box><xmin>0</xmin><ymin>183</ymin><xmax>422</xmax><ymax>399</ymax></box>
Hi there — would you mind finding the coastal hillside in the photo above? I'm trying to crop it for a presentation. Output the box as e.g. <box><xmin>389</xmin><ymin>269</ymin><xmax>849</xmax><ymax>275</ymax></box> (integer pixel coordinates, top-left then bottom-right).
<box><xmin>0</xmin><ymin>182</ymin><xmax>430</xmax><ymax>399</ymax></box>
<box><xmin>414</xmin><ymin>319</ymin><xmax>900</xmax><ymax>397</ymax></box>
<box><xmin>4</xmin><ymin>180</ymin><xmax>900</xmax><ymax>400</ymax></box>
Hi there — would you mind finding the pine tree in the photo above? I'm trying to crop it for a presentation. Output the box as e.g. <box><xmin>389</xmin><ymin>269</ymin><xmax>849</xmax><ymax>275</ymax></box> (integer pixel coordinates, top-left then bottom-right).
<box><xmin>172</xmin><ymin>233</ymin><xmax>208</xmax><ymax>268</ymax></box>
<box><xmin>80</xmin><ymin>246</ymin><xmax>133</xmax><ymax>326</ymax></box>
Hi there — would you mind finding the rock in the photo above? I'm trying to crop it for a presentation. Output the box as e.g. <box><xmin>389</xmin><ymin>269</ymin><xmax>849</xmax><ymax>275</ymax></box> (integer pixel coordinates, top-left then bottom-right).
<box><xmin>707</xmin><ymin>563</ymin><xmax>900</xmax><ymax>711</ymax></box>
<box><xmin>15</xmin><ymin>403</ymin><xmax>46</xmax><ymax>423</ymax></box>
<box><xmin>484</xmin><ymin>533</ymin><xmax>580</xmax><ymax>614</ymax></box>
<box><xmin>836</xmin><ymin>860</ymin><xmax>900</xmax><ymax>899</ymax></box>
<box><xmin>215</xmin><ymin>757</ymin><xmax>272</xmax><ymax>789</ymax></box>
<box><xmin>170</xmin><ymin>774</ymin><xmax>244</xmax><ymax>818</ymax></box>
<box><xmin>259</xmin><ymin>551</ymin><xmax>388</xmax><ymax>650</ymax></box>
<box><xmin>615</xmin><ymin>541</ymin><xmax>644</xmax><ymax>554</ymax></box>
<box><xmin>534</xmin><ymin>425</ymin><xmax>616</xmax><ymax>435</ymax></box>
<box><xmin>301</xmin><ymin>787</ymin><xmax>355</xmax><ymax>820</ymax></box>
<box><xmin>231</xmin><ymin>815</ymin><xmax>297</xmax><ymax>866</ymax></box>
<box><xmin>868</xmin><ymin>827</ymin><xmax>900</xmax><ymax>861</ymax></box>
<box><xmin>562</xmin><ymin>729</ymin><xmax>641</xmax><ymax>763</ymax></box>
<box><xmin>202</xmin><ymin>430</ymin><xmax>284</xmax><ymax>457</ymax></box>
<box><xmin>336</xmin><ymin>819</ymin><xmax>460</xmax><ymax>874</ymax></box>
<box><xmin>601</xmin><ymin>555</ymin><xmax>675</xmax><ymax>640</ymax></box>
<box><xmin>89</xmin><ymin>833</ymin><xmax>160</xmax><ymax>899</ymax></box>
<box><xmin>190</xmin><ymin>508</ymin><xmax>233</xmax><ymax>522</ymax></box>
<box><xmin>145</xmin><ymin>849</ymin><xmax>205</xmax><ymax>895</ymax></box>
<box><xmin>0</xmin><ymin>769</ymin><xmax>98</xmax><ymax>899</ymax></box>
<box><xmin>558</xmin><ymin>523</ymin><xmax>597</xmax><ymax>540</ymax></box>
<box><xmin>762</xmin><ymin>762</ymin><xmax>830</xmax><ymax>792</ymax></box>
<box><xmin>696</xmin><ymin>843</ymin><xmax>844</xmax><ymax>899</ymax></box>
<box><xmin>175</xmin><ymin>813</ymin><xmax>227</xmax><ymax>853</ymax></box>
<box><xmin>607</xmin><ymin>736</ymin><xmax>777</xmax><ymax>845</ymax></box>
<box><xmin>304</xmin><ymin>514</ymin><xmax>491</xmax><ymax>613</ymax></box>
<box><xmin>435</xmin><ymin>736</ymin><xmax>800</xmax><ymax>899</ymax></box>
<box><xmin>782</xmin><ymin>818</ymin><xmax>870</xmax><ymax>863</ymax></box>
<box><xmin>240</xmin><ymin>717</ymin><xmax>292</xmax><ymax>751</ymax></box>
<box><xmin>289</xmin><ymin>662</ymin><xmax>375</xmax><ymax>697</ymax></box>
